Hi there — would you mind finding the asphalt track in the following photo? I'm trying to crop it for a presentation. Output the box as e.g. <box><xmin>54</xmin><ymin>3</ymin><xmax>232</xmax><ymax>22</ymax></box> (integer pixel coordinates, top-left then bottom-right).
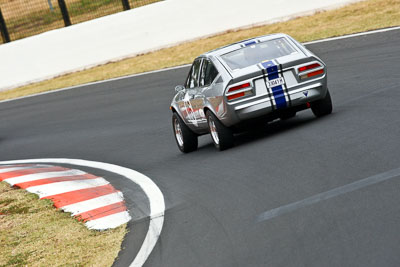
<box><xmin>1</xmin><ymin>29</ymin><xmax>400</xmax><ymax>266</ymax></box>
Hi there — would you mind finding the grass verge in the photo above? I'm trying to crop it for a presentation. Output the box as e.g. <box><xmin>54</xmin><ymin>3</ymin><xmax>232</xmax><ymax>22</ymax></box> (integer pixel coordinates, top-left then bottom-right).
<box><xmin>1</xmin><ymin>0</ymin><xmax>400</xmax><ymax>101</ymax></box>
<box><xmin>0</xmin><ymin>182</ymin><xmax>126</xmax><ymax>267</ymax></box>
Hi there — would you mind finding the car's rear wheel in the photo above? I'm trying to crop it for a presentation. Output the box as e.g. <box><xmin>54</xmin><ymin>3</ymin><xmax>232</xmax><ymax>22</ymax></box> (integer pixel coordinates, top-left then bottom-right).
<box><xmin>206</xmin><ymin>111</ymin><xmax>234</xmax><ymax>151</ymax></box>
<box><xmin>311</xmin><ymin>89</ymin><xmax>333</xmax><ymax>117</ymax></box>
<box><xmin>172</xmin><ymin>113</ymin><xmax>198</xmax><ymax>153</ymax></box>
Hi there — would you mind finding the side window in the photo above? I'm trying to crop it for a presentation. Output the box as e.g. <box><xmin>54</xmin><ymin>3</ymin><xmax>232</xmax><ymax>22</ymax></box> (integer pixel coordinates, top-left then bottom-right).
<box><xmin>185</xmin><ymin>59</ymin><xmax>202</xmax><ymax>88</ymax></box>
<box><xmin>200</xmin><ymin>60</ymin><xmax>219</xmax><ymax>87</ymax></box>
<box><xmin>199</xmin><ymin>60</ymin><xmax>208</xmax><ymax>87</ymax></box>
<box><xmin>184</xmin><ymin>68</ymin><xmax>192</xmax><ymax>88</ymax></box>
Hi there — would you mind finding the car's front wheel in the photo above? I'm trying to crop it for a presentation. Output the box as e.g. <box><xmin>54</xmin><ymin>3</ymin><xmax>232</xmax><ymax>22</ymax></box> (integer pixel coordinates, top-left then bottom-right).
<box><xmin>206</xmin><ymin>111</ymin><xmax>234</xmax><ymax>151</ymax></box>
<box><xmin>172</xmin><ymin>113</ymin><xmax>198</xmax><ymax>153</ymax></box>
<box><xmin>311</xmin><ymin>89</ymin><xmax>333</xmax><ymax>117</ymax></box>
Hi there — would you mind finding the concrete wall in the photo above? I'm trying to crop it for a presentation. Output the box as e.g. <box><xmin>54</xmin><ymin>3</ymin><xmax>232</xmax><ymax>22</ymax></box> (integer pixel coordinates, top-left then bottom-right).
<box><xmin>0</xmin><ymin>0</ymin><xmax>362</xmax><ymax>91</ymax></box>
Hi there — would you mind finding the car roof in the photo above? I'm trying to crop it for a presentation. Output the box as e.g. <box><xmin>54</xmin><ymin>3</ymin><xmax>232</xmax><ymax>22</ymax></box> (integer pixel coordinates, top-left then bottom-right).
<box><xmin>201</xmin><ymin>33</ymin><xmax>289</xmax><ymax>58</ymax></box>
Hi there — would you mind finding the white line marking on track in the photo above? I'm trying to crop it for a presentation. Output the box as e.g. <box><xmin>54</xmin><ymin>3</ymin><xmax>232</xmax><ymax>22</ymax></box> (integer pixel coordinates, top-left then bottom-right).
<box><xmin>2</xmin><ymin>26</ymin><xmax>399</xmax><ymax>105</ymax></box>
<box><xmin>5</xmin><ymin>169</ymin><xmax>86</xmax><ymax>185</ymax></box>
<box><xmin>0</xmin><ymin>158</ymin><xmax>165</xmax><ymax>267</ymax></box>
<box><xmin>257</xmin><ymin>167</ymin><xmax>400</xmax><ymax>222</ymax></box>
<box><xmin>62</xmin><ymin>192</ymin><xmax>124</xmax><ymax>215</ymax></box>
<box><xmin>27</xmin><ymin>177</ymin><xmax>109</xmax><ymax>198</ymax></box>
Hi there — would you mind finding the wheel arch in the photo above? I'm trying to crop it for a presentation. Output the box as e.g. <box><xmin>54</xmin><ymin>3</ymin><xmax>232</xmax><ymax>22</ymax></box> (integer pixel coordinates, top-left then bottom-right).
<box><xmin>203</xmin><ymin>106</ymin><xmax>212</xmax><ymax>117</ymax></box>
<box><xmin>170</xmin><ymin>106</ymin><xmax>178</xmax><ymax>114</ymax></box>
<box><xmin>203</xmin><ymin>102</ymin><xmax>218</xmax><ymax>119</ymax></box>
<box><xmin>170</xmin><ymin>105</ymin><xmax>185</xmax><ymax>122</ymax></box>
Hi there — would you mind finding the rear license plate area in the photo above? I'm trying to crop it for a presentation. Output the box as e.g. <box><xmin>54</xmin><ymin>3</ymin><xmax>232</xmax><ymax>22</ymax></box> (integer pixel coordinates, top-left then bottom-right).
<box><xmin>266</xmin><ymin>77</ymin><xmax>285</xmax><ymax>88</ymax></box>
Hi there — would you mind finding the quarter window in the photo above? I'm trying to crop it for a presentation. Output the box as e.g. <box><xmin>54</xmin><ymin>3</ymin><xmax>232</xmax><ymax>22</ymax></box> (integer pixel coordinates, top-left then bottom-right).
<box><xmin>185</xmin><ymin>59</ymin><xmax>202</xmax><ymax>88</ymax></box>
<box><xmin>199</xmin><ymin>60</ymin><xmax>219</xmax><ymax>87</ymax></box>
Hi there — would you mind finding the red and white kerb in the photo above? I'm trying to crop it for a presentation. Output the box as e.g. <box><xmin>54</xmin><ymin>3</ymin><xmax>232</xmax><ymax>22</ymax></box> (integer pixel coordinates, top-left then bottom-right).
<box><xmin>0</xmin><ymin>164</ymin><xmax>131</xmax><ymax>230</ymax></box>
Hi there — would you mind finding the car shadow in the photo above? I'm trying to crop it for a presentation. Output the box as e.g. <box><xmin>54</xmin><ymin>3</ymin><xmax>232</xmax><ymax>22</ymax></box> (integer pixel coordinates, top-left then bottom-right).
<box><xmin>235</xmin><ymin>113</ymin><xmax>336</xmax><ymax>147</ymax></box>
<box><xmin>197</xmin><ymin>112</ymin><xmax>337</xmax><ymax>152</ymax></box>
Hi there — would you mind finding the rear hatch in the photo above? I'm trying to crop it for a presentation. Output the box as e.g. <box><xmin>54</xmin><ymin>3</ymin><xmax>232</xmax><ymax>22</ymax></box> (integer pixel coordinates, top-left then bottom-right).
<box><xmin>217</xmin><ymin>37</ymin><xmax>323</xmax><ymax>103</ymax></box>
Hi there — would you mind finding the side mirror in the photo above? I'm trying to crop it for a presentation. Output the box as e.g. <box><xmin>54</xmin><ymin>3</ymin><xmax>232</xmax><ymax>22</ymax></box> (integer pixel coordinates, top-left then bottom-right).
<box><xmin>175</xmin><ymin>85</ymin><xmax>185</xmax><ymax>93</ymax></box>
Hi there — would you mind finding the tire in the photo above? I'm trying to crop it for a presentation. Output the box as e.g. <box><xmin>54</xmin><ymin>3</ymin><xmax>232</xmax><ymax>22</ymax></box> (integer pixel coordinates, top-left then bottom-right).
<box><xmin>172</xmin><ymin>113</ymin><xmax>198</xmax><ymax>153</ymax></box>
<box><xmin>311</xmin><ymin>89</ymin><xmax>333</xmax><ymax>117</ymax></box>
<box><xmin>206</xmin><ymin>111</ymin><xmax>234</xmax><ymax>151</ymax></box>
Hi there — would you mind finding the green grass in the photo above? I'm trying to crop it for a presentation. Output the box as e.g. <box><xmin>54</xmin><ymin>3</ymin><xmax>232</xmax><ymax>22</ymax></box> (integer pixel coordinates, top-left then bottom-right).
<box><xmin>0</xmin><ymin>182</ymin><xmax>127</xmax><ymax>267</ymax></box>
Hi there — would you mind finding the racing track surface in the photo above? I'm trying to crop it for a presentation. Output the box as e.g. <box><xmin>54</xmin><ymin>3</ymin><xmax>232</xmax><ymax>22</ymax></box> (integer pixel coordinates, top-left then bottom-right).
<box><xmin>1</xmin><ymin>29</ymin><xmax>400</xmax><ymax>266</ymax></box>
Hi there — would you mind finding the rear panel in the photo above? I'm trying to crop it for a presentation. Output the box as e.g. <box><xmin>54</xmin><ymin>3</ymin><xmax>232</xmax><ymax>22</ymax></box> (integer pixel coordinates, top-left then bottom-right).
<box><xmin>220</xmin><ymin>53</ymin><xmax>327</xmax><ymax>125</ymax></box>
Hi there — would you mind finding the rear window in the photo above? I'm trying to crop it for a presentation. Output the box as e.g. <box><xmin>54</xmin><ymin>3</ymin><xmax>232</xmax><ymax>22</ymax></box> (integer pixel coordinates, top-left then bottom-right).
<box><xmin>220</xmin><ymin>38</ymin><xmax>297</xmax><ymax>71</ymax></box>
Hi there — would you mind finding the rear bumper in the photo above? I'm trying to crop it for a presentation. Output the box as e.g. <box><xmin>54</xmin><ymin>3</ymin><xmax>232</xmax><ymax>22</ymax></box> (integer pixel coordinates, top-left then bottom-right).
<box><xmin>222</xmin><ymin>81</ymin><xmax>327</xmax><ymax>126</ymax></box>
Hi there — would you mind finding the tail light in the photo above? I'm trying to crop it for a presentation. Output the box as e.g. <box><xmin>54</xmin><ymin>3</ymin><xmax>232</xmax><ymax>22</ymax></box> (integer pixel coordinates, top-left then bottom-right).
<box><xmin>226</xmin><ymin>82</ymin><xmax>253</xmax><ymax>101</ymax></box>
<box><xmin>298</xmin><ymin>62</ymin><xmax>324</xmax><ymax>80</ymax></box>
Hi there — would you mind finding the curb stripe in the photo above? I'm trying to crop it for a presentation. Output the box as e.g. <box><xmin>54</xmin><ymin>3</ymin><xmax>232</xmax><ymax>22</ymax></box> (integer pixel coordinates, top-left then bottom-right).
<box><xmin>15</xmin><ymin>173</ymin><xmax>98</xmax><ymax>188</ymax></box>
<box><xmin>76</xmin><ymin>201</ymin><xmax>126</xmax><ymax>222</ymax></box>
<box><xmin>0</xmin><ymin>166</ymin><xmax>68</xmax><ymax>180</ymax></box>
<box><xmin>28</xmin><ymin>178</ymin><xmax>109</xmax><ymax>198</ymax></box>
<box><xmin>0</xmin><ymin>159</ymin><xmax>164</xmax><ymax>266</ymax></box>
<box><xmin>44</xmin><ymin>184</ymin><xmax>119</xmax><ymax>208</ymax></box>
<box><xmin>0</xmin><ymin>165</ymin><xmax>48</xmax><ymax>173</ymax></box>
<box><xmin>0</xmin><ymin>164</ymin><xmax>130</xmax><ymax>231</ymax></box>
<box><xmin>0</xmin><ymin>164</ymin><xmax>50</xmax><ymax>169</ymax></box>
<box><xmin>4</xmin><ymin>169</ymin><xmax>87</xmax><ymax>185</ymax></box>
<box><xmin>85</xmin><ymin>211</ymin><xmax>132</xmax><ymax>230</ymax></box>
<box><xmin>0</xmin><ymin>165</ymin><xmax>25</xmax><ymax>169</ymax></box>
<box><xmin>62</xmin><ymin>192</ymin><xmax>124</xmax><ymax>215</ymax></box>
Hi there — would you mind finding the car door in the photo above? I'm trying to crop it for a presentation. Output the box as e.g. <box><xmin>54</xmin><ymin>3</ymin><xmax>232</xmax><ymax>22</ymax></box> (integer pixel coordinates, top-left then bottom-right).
<box><xmin>188</xmin><ymin>57</ymin><xmax>214</xmax><ymax>127</ymax></box>
<box><xmin>182</xmin><ymin>58</ymin><xmax>202</xmax><ymax>126</ymax></box>
<box><xmin>198</xmin><ymin>59</ymin><xmax>221</xmax><ymax>117</ymax></box>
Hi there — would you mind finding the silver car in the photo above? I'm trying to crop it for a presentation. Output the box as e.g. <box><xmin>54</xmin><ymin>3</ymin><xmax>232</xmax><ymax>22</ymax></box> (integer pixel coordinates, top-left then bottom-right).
<box><xmin>171</xmin><ymin>33</ymin><xmax>332</xmax><ymax>152</ymax></box>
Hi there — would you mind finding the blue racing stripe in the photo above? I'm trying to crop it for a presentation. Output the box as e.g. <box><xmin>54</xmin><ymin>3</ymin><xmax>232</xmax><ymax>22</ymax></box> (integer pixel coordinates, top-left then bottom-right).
<box><xmin>261</xmin><ymin>61</ymin><xmax>287</xmax><ymax>109</ymax></box>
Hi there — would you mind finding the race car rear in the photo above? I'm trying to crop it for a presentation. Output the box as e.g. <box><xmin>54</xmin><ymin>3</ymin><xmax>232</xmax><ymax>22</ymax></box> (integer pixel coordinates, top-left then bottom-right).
<box><xmin>217</xmin><ymin>34</ymin><xmax>330</xmax><ymax>126</ymax></box>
